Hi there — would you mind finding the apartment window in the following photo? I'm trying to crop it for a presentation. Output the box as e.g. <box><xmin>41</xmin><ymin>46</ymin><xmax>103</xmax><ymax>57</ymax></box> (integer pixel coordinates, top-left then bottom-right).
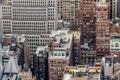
<box><xmin>54</xmin><ymin>53</ymin><xmax>57</xmax><ymax>56</ymax></box>
<box><xmin>115</xmin><ymin>43</ymin><xmax>119</xmax><ymax>47</ymax></box>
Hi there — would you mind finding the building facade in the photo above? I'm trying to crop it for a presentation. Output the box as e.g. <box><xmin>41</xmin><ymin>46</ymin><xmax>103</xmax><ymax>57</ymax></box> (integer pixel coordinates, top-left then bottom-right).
<box><xmin>0</xmin><ymin>0</ymin><xmax>58</xmax><ymax>65</ymax></box>
<box><xmin>78</xmin><ymin>0</ymin><xmax>111</xmax><ymax>64</ymax></box>
<box><xmin>110</xmin><ymin>0</ymin><xmax>118</xmax><ymax>20</ymax></box>
<box><xmin>117</xmin><ymin>0</ymin><xmax>120</xmax><ymax>18</ymax></box>
<box><xmin>1</xmin><ymin>34</ymin><xmax>29</xmax><ymax>68</ymax></box>
<box><xmin>72</xmin><ymin>31</ymin><xmax>80</xmax><ymax>65</ymax></box>
<box><xmin>96</xmin><ymin>1</ymin><xmax>111</xmax><ymax>58</ymax></box>
<box><xmin>110</xmin><ymin>22</ymin><xmax>120</xmax><ymax>62</ymax></box>
<box><xmin>18</xmin><ymin>68</ymin><xmax>36</xmax><ymax>80</ymax></box>
<box><xmin>33</xmin><ymin>45</ymin><xmax>49</xmax><ymax>80</ymax></box>
<box><xmin>0</xmin><ymin>3</ymin><xmax>2</xmax><ymax>43</ymax></box>
<box><xmin>48</xmin><ymin>29</ymin><xmax>73</xmax><ymax>80</ymax></box>
<box><xmin>26</xmin><ymin>34</ymin><xmax>53</xmax><ymax>66</ymax></box>
<box><xmin>57</xmin><ymin>0</ymin><xmax>81</xmax><ymax>29</ymax></box>
<box><xmin>63</xmin><ymin>65</ymin><xmax>102</xmax><ymax>80</ymax></box>
<box><xmin>1</xmin><ymin>0</ymin><xmax>58</xmax><ymax>34</ymax></box>
<box><xmin>78</xmin><ymin>0</ymin><xmax>99</xmax><ymax>65</ymax></box>
<box><xmin>110</xmin><ymin>38</ymin><xmax>120</xmax><ymax>54</ymax></box>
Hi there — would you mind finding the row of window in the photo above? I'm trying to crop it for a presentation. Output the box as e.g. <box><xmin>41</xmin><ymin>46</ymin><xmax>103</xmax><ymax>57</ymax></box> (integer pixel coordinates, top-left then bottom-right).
<box><xmin>13</xmin><ymin>30</ymin><xmax>46</xmax><ymax>34</ymax></box>
<box><xmin>27</xmin><ymin>35</ymin><xmax>49</xmax><ymax>38</ymax></box>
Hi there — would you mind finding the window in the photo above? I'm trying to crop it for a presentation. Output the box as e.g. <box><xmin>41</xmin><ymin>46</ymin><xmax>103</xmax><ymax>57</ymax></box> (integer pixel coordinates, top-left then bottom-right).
<box><xmin>62</xmin><ymin>53</ymin><xmax>65</xmax><ymax>56</ymax></box>
<box><xmin>54</xmin><ymin>53</ymin><xmax>57</xmax><ymax>56</ymax></box>
<box><xmin>111</xmin><ymin>45</ymin><xmax>113</xmax><ymax>47</ymax></box>
<box><xmin>115</xmin><ymin>43</ymin><xmax>119</xmax><ymax>47</ymax></box>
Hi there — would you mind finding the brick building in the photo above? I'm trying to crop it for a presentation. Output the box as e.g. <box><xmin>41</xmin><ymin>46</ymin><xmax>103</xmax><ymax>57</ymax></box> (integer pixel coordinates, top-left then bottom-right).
<box><xmin>78</xmin><ymin>0</ymin><xmax>111</xmax><ymax>64</ymax></box>
<box><xmin>96</xmin><ymin>1</ymin><xmax>111</xmax><ymax>58</ymax></box>
<box><xmin>48</xmin><ymin>29</ymin><xmax>73</xmax><ymax>80</ymax></box>
<box><xmin>78</xmin><ymin>0</ymin><xmax>99</xmax><ymax>65</ymax></box>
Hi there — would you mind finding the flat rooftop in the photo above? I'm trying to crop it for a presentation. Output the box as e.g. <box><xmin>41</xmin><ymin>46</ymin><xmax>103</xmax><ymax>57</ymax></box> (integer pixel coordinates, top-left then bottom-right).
<box><xmin>2</xmin><ymin>44</ymin><xmax>22</xmax><ymax>58</ymax></box>
<box><xmin>3</xmin><ymin>34</ymin><xmax>26</xmax><ymax>43</ymax></box>
<box><xmin>1</xmin><ymin>34</ymin><xmax>26</xmax><ymax>58</ymax></box>
<box><xmin>49</xmin><ymin>29</ymin><xmax>73</xmax><ymax>59</ymax></box>
<box><xmin>35</xmin><ymin>45</ymin><xmax>48</xmax><ymax>56</ymax></box>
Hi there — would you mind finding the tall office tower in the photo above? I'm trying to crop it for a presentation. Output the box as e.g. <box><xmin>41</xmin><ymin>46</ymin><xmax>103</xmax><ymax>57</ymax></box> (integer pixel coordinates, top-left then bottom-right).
<box><xmin>110</xmin><ymin>0</ymin><xmax>118</xmax><ymax>20</ymax></box>
<box><xmin>96</xmin><ymin>0</ymin><xmax>111</xmax><ymax>58</ymax></box>
<box><xmin>0</xmin><ymin>0</ymin><xmax>58</xmax><ymax>65</ymax></box>
<box><xmin>57</xmin><ymin>0</ymin><xmax>80</xmax><ymax>29</ymax></box>
<box><xmin>78</xmin><ymin>0</ymin><xmax>99</xmax><ymax>65</ymax></box>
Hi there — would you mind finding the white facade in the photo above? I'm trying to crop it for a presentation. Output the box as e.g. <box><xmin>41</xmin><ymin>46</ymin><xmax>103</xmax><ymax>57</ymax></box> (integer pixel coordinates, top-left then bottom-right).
<box><xmin>1</xmin><ymin>0</ymin><xmax>58</xmax><ymax>34</ymax></box>
<box><xmin>110</xmin><ymin>38</ymin><xmax>120</xmax><ymax>50</ymax></box>
<box><xmin>110</xmin><ymin>38</ymin><xmax>120</xmax><ymax>54</ymax></box>
<box><xmin>27</xmin><ymin>34</ymin><xmax>53</xmax><ymax>62</ymax></box>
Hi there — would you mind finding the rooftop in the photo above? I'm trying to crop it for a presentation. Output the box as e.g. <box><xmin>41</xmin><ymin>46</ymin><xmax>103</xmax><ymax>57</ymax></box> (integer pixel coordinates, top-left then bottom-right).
<box><xmin>49</xmin><ymin>28</ymin><xmax>73</xmax><ymax>59</ymax></box>
<box><xmin>63</xmin><ymin>65</ymin><xmax>101</xmax><ymax>80</ymax></box>
<box><xmin>35</xmin><ymin>45</ymin><xmax>49</xmax><ymax>56</ymax></box>
<box><xmin>2</xmin><ymin>43</ymin><xmax>22</xmax><ymax>58</ymax></box>
<box><xmin>1</xmin><ymin>34</ymin><xmax>26</xmax><ymax>58</ymax></box>
<box><xmin>3</xmin><ymin>34</ymin><xmax>26</xmax><ymax>43</ymax></box>
<box><xmin>2</xmin><ymin>57</ymin><xmax>20</xmax><ymax>80</ymax></box>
